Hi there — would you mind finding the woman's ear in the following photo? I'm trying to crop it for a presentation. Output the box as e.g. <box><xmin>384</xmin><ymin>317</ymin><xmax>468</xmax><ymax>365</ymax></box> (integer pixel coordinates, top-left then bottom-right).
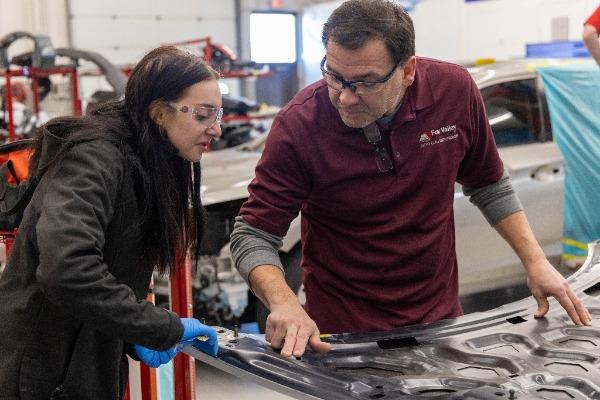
<box><xmin>149</xmin><ymin>101</ymin><xmax>166</xmax><ymax>126</ymax></box>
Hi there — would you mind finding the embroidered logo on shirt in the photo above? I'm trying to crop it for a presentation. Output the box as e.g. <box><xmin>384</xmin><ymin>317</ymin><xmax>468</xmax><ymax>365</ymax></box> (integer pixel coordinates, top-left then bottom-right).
<box><xmin>419</xmin><ymin>132</ymin><xmax>432</xmax><ymax>143</ymax></box>
<box><xmin>420</xmin><ymin>124</ymin><xmax>458</xmax><ymax>148</ymax></box>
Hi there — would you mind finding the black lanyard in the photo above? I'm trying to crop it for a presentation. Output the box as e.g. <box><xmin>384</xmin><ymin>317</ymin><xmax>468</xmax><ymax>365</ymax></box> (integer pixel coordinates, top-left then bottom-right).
<box><xmin>363</xmin><ymin>123</ymin><xmax>394</xmax><ymax>173</ymax></box>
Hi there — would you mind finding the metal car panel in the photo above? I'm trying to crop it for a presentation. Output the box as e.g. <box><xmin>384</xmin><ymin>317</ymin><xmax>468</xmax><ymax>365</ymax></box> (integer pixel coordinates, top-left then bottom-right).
<box><xmin>186</xmin><ymin>242</ymin><xmax>600</xmax><ymax>400</ymax></box>
<box><xmin>201</xmin><ymin>147</ymin><xmax>261</xmax><ymax>205</ymax></box>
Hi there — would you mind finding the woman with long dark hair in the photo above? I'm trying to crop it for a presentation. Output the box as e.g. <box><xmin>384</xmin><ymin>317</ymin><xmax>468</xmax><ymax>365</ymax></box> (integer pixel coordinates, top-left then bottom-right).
<box><xmin>0</xmin><ymin>46</ymin><xmax>222</xmax><ymax>399</ymax></box>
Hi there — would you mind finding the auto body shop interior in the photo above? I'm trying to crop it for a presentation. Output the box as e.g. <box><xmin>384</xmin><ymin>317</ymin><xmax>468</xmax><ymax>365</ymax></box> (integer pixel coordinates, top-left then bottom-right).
<box><xmin>1</xmin><ymin>0</ymin><xmax>600</xmax><ymax>399</ymax></box>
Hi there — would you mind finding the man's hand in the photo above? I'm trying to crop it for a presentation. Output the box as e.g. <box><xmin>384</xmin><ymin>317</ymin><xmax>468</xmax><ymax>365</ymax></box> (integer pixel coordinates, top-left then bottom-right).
<box><xmin>494</xmin><ymin>211</ymin><xmax>592</xmax><ymax>326</ymax></box>
<box><xmin>526</xmin><ymin>259</ymin><xmax>591</xmax><ymax>326</ymax></box>
<box><xmin>248</xmin><ymin>264</ymin><xmax>332</xmax><ymax>357</ymax></box>
<box><xmin>266</xmin><ymin>300</ymin><xmax>331</xmax><ymax>357</ymax></box>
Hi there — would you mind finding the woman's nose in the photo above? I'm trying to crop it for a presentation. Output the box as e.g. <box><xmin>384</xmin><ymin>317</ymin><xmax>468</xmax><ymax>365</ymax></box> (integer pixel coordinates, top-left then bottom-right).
<box><xmin>207</xmin><ymin>123</ymin><xmax>222</xmax><ymax>139</ymax></box>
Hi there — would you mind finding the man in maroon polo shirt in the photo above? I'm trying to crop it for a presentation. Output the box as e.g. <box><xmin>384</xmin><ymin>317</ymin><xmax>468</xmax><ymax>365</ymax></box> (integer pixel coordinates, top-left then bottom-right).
<box><xmin>231</xmin><ymin>0</ymin><xmax>591</xmax><ymax>357</ymax></box>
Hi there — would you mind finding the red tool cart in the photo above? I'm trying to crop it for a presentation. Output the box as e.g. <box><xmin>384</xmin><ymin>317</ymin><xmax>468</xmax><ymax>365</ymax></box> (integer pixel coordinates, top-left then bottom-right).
<box><xmin>1</xmin><ymin>66</ymin><xmax>82</xmax><ymax>142</ymax></box>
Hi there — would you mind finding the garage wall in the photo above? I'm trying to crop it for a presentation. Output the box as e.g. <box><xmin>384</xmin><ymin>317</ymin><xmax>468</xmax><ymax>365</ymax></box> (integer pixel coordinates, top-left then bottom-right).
<box><xmin>302</xmin><ymin>0</ymin><xmax>599</xmax><ymax>67</ymax></box>
<box><xmin>0</xmin><ymin>0</ymin><xmax>69</xmax><ymax>50</ymax></box>
<box><xmin>415</xmin><ymin>0</ymin><xmax>598</xmax><ymax>61</ymax></box>
<box><xmin>68</xmin><ymin>0</ymin><xmax>239</xmax><ymax>93</ymax></box>
<box><xmin>68</xmin><ymin>0</ymin><xmax>236</xmax><ymax>64</ymax></box>
<box><xmin>2</xmin><ymin>0</ymin><xmax>598</xmax><ymax>98</ymax></box>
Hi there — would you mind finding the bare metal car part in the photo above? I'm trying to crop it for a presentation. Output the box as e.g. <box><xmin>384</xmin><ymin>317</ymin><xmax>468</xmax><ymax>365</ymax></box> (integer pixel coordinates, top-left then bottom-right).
<box><xmin>54</xmin><ymin>47</ymin><xmax>127</xmax><ymax>98</ymax></box>
<box><xmin>186</xmin><ymin>241</ymin><xmax>600</xmax><ymax>400</ymax></box>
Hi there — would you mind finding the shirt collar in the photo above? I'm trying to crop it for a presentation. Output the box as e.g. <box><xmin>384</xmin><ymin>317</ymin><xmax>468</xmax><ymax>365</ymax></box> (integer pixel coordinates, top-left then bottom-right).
<box><xmin>383</xmin><ymin>59</ymin><xmax>435</xmax><ymax>127</ymax></box>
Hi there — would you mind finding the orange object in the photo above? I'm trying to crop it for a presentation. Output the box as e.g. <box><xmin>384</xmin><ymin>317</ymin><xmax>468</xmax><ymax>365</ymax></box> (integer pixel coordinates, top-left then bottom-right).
<box><xmin>0</xmin><ymin>148</ymin><xmax>33</xmax><ymax>185</ymax></box>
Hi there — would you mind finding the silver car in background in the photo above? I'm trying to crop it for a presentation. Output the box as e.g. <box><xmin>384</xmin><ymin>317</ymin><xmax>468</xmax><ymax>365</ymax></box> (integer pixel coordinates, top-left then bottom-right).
<box><xmin>191</xmin><ymin>59</ymin><xmax>577</xmax><ymax>326</ymax></box>
<box><xmin>456</xmin><ymin>59</ymin><xmax>568</xmax><ymax>295</ymax></box>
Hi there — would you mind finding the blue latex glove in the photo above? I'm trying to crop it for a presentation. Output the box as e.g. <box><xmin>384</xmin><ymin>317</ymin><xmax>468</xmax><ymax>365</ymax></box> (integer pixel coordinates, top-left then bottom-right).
<box><xmin>135</xmin><ymin>318</ymin><xmax>218</xmax><ymax>367</ymax></box>
<box><xmin>134</xmin><ymin>344</ymin><xmax>178</xmax><ymax>368</ymax></box>
<box><xmin>178</xmin><ymin>317</ymin><xmax>219</xmax><ymax>356</ymax></box>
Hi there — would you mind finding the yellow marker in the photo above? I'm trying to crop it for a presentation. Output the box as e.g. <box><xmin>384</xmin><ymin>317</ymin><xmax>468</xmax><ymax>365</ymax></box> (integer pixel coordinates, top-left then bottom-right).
<box><xmin>474</xmin><ymin>58</ymin><xmax>495</xmax><ymax>66</ymax></box>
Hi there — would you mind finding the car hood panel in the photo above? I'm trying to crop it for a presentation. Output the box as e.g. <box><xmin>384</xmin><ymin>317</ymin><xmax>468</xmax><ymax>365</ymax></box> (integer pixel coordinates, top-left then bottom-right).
<box><xmin>186</xmin><ymin>241</ymin><xmax>600</xmax><ymax>399</ymax></box>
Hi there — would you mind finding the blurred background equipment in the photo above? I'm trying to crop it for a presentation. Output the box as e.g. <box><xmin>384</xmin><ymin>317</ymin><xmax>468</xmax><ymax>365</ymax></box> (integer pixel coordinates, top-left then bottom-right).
<box><xmin>0</xmin><ymin>31</ymin><xmax>128</xmax><ymax>144</ymax></box>
<box><xmin>0</xmin><ymin>31</ymin><xmax>56</xmax><ymax>69</ymax></box>
<box><xmin>167</xmin><ymin>36</ymin><xmax>264</xmax><ymax>75</ymax></box>
<box><xmin>216</xmin><ymin>94</ymin><xmax>278</xmax><ymax>150</ymax></box>
<box><xmin>0</xmin><ymin>32</ymin><xmax>57</xmax><ymax>142</ymax></box>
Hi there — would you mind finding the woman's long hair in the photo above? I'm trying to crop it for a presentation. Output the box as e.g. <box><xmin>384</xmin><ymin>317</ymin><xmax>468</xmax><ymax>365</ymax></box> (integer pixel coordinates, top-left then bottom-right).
<box><xmin>29</xmin><ymin>46</ymin><xmax>220</xmax><ymax>275</ymax></box>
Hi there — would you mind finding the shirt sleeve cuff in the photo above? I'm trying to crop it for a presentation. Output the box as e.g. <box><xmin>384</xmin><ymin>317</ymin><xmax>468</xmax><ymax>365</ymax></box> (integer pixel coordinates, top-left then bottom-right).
<box><xmin>463</xmin><ymin>169</ymin><xmax>524</xmax><ymax>226</ymax></box>
<box><xmin>237</xmin><ymin>247</ymin><xmax>284</xmax><ymax>287</ymax></box>
<box><xmin>482</xmin><ymin>193</ymin><xmax>523</xmax><ymax>226</ymax></box>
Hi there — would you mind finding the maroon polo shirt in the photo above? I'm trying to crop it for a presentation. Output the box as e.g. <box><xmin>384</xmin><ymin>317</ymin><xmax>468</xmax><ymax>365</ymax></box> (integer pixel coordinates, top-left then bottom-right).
<box><xmin>240</xmin><ymin>57</ymin><xmax>504</xmax><ymax>334</ymax></box>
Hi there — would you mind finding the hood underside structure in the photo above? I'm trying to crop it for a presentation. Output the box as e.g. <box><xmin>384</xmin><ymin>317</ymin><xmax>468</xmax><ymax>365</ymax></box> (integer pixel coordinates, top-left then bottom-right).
<box><xmin>186</xmin><ymin>241</ymin><xmax>600</xmax><ymax>400</ymax></box>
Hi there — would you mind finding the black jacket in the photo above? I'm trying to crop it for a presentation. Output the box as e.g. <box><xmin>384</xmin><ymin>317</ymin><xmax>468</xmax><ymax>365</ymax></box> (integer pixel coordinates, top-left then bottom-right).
<box><xmin>0</xmin><ymin>130</ymin><xmax>183</xmax><ymax>399</ymax></box>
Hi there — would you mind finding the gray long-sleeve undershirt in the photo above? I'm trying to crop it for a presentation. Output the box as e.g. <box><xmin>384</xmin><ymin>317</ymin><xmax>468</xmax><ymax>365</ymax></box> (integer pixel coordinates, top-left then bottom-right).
<box><xmin>230</xmin><ymin>169</ymin><xmax>523</xmax><ymax>285</ymax></box>
<box><xmin>230</xmin><ymin>218</ymin><xmax>285</xmax><ymax>287</ymax></box>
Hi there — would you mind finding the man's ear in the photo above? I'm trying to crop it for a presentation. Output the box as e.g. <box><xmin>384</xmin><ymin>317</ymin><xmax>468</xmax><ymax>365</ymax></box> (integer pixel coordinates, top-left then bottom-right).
<box><xmin>401</xmin><ymin>56</ymin><xmax>417</xmax><ymax>87</ymax></box>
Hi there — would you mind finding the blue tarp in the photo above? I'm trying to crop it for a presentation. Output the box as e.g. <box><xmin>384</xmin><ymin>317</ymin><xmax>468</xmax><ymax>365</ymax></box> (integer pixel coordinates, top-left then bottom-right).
<box><xmin>527</xmin><ymin>41</ymin><xmax>590</xmax><ymax>58</ymax></box>
<box><xmin>537</xmin><ymin>63</ymin><xmax>600</xmax><ymax>259</ymax></box>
